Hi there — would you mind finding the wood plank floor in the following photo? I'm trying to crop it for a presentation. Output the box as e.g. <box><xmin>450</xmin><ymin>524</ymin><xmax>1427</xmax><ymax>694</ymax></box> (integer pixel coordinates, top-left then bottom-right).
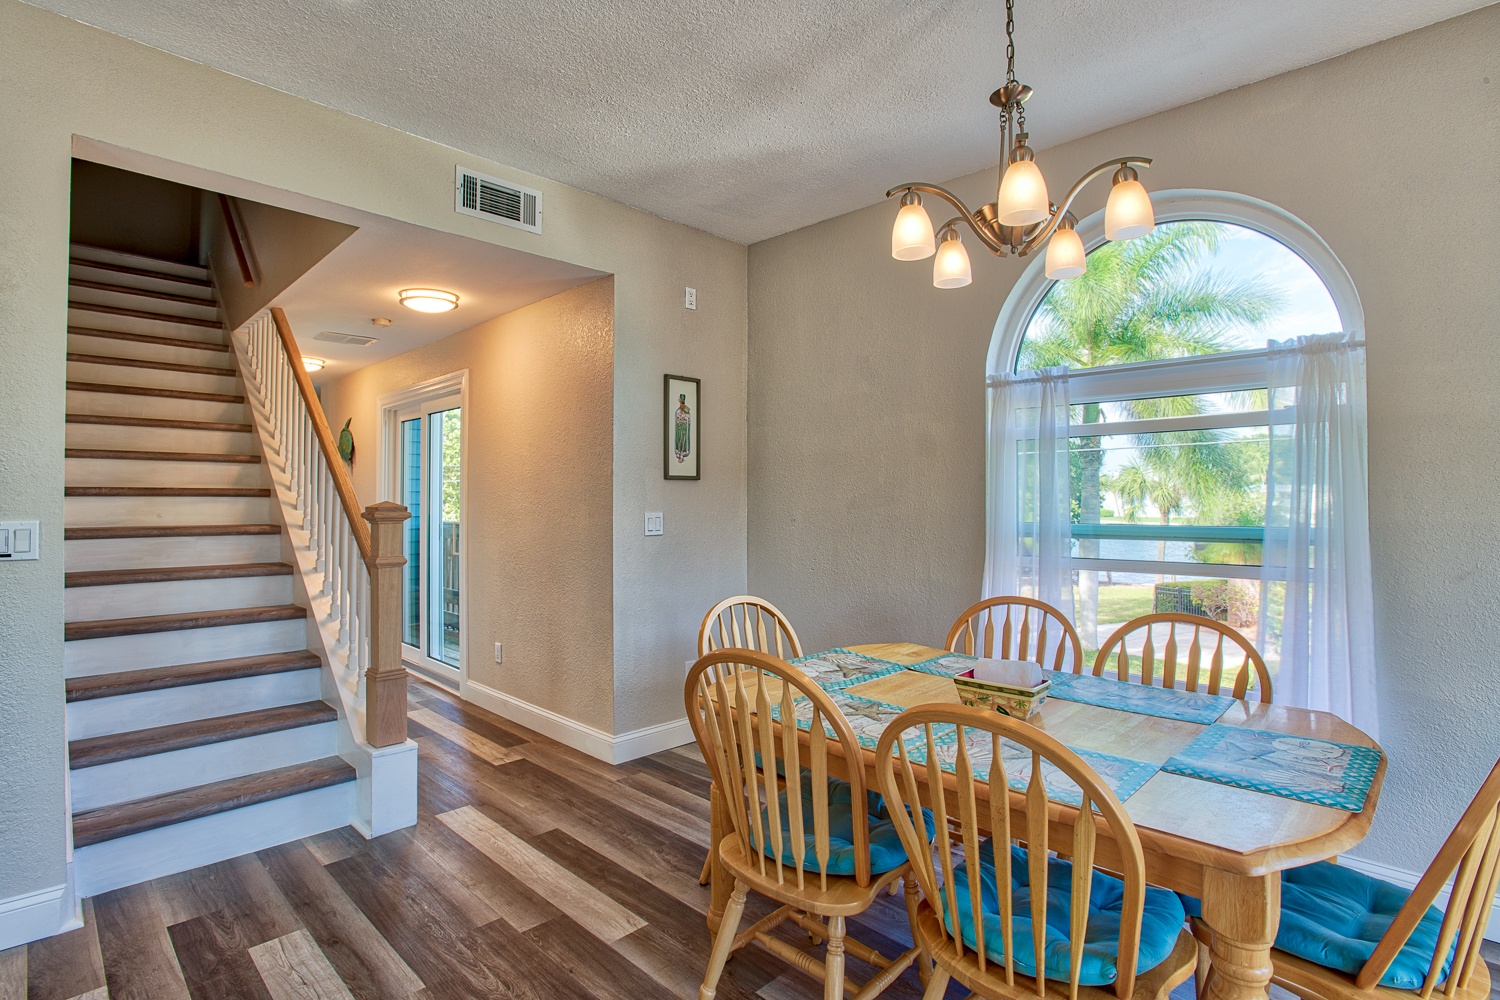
<box><xmin>5</xmin><ymin>678</ymin><xmax>1497</xmax><ymax>999</ymax></box>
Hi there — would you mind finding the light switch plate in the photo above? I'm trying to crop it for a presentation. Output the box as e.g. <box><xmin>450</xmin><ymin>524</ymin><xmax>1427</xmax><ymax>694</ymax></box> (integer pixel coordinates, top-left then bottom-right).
<box><xmin>0</xmin><ymin>521</ymin><xmax>40</xmax><ymax>560</ymax></box>
<box><xmin>644</xmin><ymin>512</ymin><xmax>664</xmax><ymax>536</ymax></box>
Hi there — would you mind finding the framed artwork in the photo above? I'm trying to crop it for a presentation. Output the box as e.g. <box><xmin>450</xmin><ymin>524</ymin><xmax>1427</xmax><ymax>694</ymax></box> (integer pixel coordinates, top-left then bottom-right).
<box><xmin>664</xmin><ymin>374</ymin><xmax>700</xmax><ymax>480</ymax></box>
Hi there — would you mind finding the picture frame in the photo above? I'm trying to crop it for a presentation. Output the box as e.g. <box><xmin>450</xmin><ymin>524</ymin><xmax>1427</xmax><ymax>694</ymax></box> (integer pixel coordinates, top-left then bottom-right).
<box><xmin>664</xmin><ymin>374</ymin><xmax>701</xmax><ymax>480</ymax></box>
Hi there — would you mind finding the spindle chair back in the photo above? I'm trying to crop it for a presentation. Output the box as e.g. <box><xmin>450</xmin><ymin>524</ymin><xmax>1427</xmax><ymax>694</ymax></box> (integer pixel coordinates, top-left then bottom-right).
<box><xmin>1092</xmin><ymin>613</ymin><xmax>1272</xmax><ymax>702</ymax></box>
<box><xmin>699</xmin><ymin>595</ymin><xmax>804</xmax><ymax>659</ymax></box>
<box><xmin>947</xmin><ymin>596</ymin><xmax>1083</xmax><ymax>673</ymax></box>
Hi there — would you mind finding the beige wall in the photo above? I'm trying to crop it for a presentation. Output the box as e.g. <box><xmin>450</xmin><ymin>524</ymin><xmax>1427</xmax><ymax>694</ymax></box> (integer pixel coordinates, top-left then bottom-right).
<box><xmin>319</xmin><ymin>279</ymin><xmax>617</xmax><ymax>728</ymax></box>
<box><xmin>0</xmin><ymin>0</ymin><xmax>746</xmax><ymax>909</ymax></box>
<box><xmin>205</xmin><ymin>195</ymin><xmax>358</xmax><ymax>329</ymax></box>
<box><xmin>748</xmin><ymin>5</ymin><xmax>1500</xmax><ymax>875</ymax></box>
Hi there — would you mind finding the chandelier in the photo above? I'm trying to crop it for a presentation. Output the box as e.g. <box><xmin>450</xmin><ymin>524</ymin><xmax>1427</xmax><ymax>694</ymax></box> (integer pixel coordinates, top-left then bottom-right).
<box><xmin>885</xmin><ymin>0</ymin><xmax>1156</xmax><ymax>288</ymax></box>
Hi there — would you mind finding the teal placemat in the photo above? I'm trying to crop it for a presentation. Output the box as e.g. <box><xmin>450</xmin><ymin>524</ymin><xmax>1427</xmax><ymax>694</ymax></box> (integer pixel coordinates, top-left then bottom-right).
<box><xmin>790</xmin><ymin>648</ymin><xmax>907</xmax><ymax>690</ymax></box>
<box><xmin>770</xmin><ymin>688</ymin><xmax>923</xmax><ymax>752</ymax></box>
<box><xmin>1161</xmin><ymin>724</ymin><xmax>1381</xmax><ymax>811</ymax></box>
<box><xmin>1046</xmin><ymin>670</ymin><xmax>1235</xmax><ymax>725</ymax></box>
<box><xmin>906</xmin><ymin>726</ymin><xmax>1159</xmax><ymax>806</ymax></box>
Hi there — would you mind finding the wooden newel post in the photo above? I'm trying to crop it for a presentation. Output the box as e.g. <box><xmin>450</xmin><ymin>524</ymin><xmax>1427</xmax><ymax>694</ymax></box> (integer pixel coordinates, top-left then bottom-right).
<box><xmin>362</xmin><ymin>501</ymin><xmax>411</xmax><ymax>748</ymax></box>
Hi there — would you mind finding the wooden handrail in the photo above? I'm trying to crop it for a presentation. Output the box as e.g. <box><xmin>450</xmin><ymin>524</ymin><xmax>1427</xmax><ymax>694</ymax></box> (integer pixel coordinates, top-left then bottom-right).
<box><xmin>217</xmin><ymin>194</ymin><xmax>256</xmax><ymax>288</ymax></box>
<box><xmin>271</xmin><ymin>307</ymin><xmax>372</xmax><ymax>564</ymax></box>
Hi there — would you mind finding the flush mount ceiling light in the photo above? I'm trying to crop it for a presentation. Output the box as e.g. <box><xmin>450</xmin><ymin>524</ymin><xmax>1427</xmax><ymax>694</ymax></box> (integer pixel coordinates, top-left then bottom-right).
<box><xmin>885</xmin><ymin>0</ymin><xmax>1157</xmax><ymax>287</ymax></box>
<box><xmin>302</xmin><ymin>357</ymin><xmax>326</xmax><ymax>372</ymax></box>
<box><xmin>398</xmin><ymin>288</ymin><xmax>460</xmax><ymax>313</ymax></box>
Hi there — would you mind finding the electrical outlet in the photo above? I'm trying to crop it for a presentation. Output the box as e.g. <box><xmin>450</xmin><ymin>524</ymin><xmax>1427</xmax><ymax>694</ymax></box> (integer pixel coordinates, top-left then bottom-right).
<box><xmin>494</xmin><ymin>642</ymin><xmax>504</xmax><ymax>664</ymax></box>
<box><xmin>685</xmin><ymin>287</ymin><xmax>697</xmax><ymax>310</ymax></box>
<box><xmin>685</xmin><ymin>659</ymin><xmax>695</xmax><ymax>677</ymax></box>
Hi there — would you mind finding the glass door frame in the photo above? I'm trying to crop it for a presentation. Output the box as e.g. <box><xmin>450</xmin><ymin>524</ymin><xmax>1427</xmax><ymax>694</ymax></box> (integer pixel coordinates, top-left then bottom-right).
<box><xmin>376</xmin><ymin>371</ymin><xmax>469</xmax><ymax>686</ymax></box>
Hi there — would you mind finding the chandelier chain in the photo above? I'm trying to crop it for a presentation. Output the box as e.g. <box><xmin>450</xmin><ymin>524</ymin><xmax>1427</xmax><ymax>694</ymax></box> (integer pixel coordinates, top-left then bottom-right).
<box><xmin>1004</xmin><ymin>0</ymin><xmax>1024</xmax><ymax>132</ymax></box>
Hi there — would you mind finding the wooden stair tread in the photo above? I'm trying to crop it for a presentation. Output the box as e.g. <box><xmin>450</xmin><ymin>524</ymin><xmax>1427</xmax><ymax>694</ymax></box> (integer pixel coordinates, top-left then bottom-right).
<box><xmin>65</xmin><ymin>523</ymin><xmax>281</xmax><ymax>540</ymax></box>
<box><xmin>68</xmin><ymin>300</ymin><xmax>222</xmax><ymax>329</ymax></box>
<box><xmin>67</xmin><ymin>381</ymin><xmax>244</xmax><ymax>404</ymax></box>
<box><xmin>65</xmin><ymin>604</ymin><xmax>307</xmax><ymax>641</ymax></box>
<box><xmin>66</xmin><ymin>651</ymin><xmax>320</xmax><ymax>701</ymax></box>
<box><xmin>69</xmin><ymin>326</ymin><xmax>228</xmax><ymax>352</ymax></box>
<box><xmin>72</xmin><ymin>757</ymin><xmax>354</xmax><ymax>848</ymax></box>
<box><xmin>67</xmin><ymin>562</ymin><xmax>293</xmax><ymax>588</ymax></box>
<box><xmin>66</xmin><ymin>352</ymin><xmax>238</xmax><ymax>378</ymax></box>
<box><xmin>67</xmin><ymin>413</ymin><xmax>253</xmax><ymax>433</ymax></box>
<box><xmin>65</xmin><ymin>448</ymin><xmax>261</xmax><ymax>464</ymax></box>
<box><xmin>69</xmin><ymin>702</ymin><xmax>337</xmax><ymax>769</ymax></box>
<box><xmin>66</xmin><ymin>486</ymin><xmax>270</xmax><ymax>497</ymax></box>
<box><xmin>69</xmin><ymin>256</ymin><xmax>212</xmax><ymax>288</ymax></box>
<box><xmin>69</xmin><ymin>277</ymin><xmax>218</xmax><ymax>308</ymax></box>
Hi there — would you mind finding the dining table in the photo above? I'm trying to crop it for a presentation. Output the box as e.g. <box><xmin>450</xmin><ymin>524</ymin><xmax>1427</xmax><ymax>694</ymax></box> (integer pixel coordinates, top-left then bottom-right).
<box><xmin>702</xmin><ymin>641</ymin><xmax>1386</xmax><ymax>1000</ymax></box>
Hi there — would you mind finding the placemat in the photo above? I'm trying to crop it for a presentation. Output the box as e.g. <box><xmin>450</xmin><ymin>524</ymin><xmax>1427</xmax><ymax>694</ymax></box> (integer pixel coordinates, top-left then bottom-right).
<box><xmin>790</xmin><ymin>648</ymin><xmax>907</xmax><ymax>690</ymax></box>
<box><xmin>1046</xmin><ymin>670</ymin><xmax>1236</xmax><ymax>725</ymax></box>
<box><xmin>906</xmin><ymin>726</ymin><xmax>1159</xmax><ymax>807</ymax></box>
<box><xmin>770</xmin><ymin>688</ymin><xmax>922</xmax><ymax>752</ymax></box>
<box><xmin>1161</xmin><ymin>723</ymin><xmax>1382</xmax><ymax>811</ymax></box>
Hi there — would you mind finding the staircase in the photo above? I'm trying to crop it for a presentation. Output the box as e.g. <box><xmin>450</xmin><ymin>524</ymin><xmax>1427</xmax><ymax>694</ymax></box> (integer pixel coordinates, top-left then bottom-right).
<box><xmin>63</xmin><ymin>245</ymin><xmax>356</xmax><ymax>897</ymax></box>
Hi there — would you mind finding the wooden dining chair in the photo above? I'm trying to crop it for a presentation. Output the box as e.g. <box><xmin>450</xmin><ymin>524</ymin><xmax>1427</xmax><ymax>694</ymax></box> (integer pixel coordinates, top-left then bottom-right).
<box><xmin>686</xmin><ymin>649</ymin><xmax>924</xmax><ymax>1000</ymax></box>
<box><xmin>695</xmin><ymin>595</ymin><xmax>805</xmax><ymax>884</ymax></box>
<box><xmin>1191</xmin><ymin>759</ymin><xmax>1500</xmax><ymax>1000</ymax></box>
<box><xmin>946</xmin><ymin>596</ymin><xmax>1084</xmax><ymax>673</ymax></box>
<box><xmin>700</xmin><ymin>594</ymin><xmax>804</xmax><ymax>660</ymax></box>
<box><xmin>1091</xmin><ymin>612</ymin><xmax>1272</xmax><ymax>702</ymax></box>
<box><xmin>874</xmin><ymin>703</ymin><xmax>1197</xmax><ymax>1000</ymax></box>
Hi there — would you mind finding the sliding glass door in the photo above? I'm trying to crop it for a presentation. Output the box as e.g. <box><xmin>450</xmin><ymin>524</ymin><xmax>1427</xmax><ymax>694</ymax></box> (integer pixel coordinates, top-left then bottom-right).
<box><xmin>393</xmin><ymin>392</ymin><xmax>463</xmax><ymax>676</ymax></box>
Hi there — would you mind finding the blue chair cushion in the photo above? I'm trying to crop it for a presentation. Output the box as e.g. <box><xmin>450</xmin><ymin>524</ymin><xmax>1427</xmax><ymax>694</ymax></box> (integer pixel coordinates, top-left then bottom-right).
<box><xmin>1179</xmin><ymin>861</ymin><xmax>1453</xmax><ymax>990</ymax></box>
<box><xmin>944</xmin><ymin>841</ymin><xmax>1186</xmax><ymax>986</ymax></box>
<box><xmin>757</xmin><ymin>772</ymin><xmax>934</xmax><ymax>876</ymax></box>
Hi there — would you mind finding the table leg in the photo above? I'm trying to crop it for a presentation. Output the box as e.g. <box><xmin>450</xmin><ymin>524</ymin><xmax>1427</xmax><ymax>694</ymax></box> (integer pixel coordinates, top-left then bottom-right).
<box><xmin>1200</xmin><ymin>869</ymin><xmax>1280</xmax><ymax>1000</ymax></box>
<box><xmin>707</xmin><ymin>781</ymin><xmax>730</xmax><ymax>933</ymax></box>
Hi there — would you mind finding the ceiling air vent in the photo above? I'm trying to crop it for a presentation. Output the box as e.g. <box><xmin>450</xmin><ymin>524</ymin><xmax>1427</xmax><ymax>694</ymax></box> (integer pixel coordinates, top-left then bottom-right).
<box><xmin>315</xmin><ymin>331</ymin><xmax>379</xmax><ymax>346</ymax></box>
<box><xmin>455</xmin><ymin>166</ymin><xmax>541</xmax><ymax>233</ymax></box>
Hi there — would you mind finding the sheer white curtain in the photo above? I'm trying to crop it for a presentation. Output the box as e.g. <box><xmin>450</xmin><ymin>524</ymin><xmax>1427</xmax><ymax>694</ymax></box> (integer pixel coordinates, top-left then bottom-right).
<box><xmin>1259</xmin><ymin>333</ymin><xmax>1377</xmax><ymax>736</ymax></box>
<box><xmin>983</xmin><ymin>366</ymin><xmax>1074</xmax><ymax>619</ymax></box>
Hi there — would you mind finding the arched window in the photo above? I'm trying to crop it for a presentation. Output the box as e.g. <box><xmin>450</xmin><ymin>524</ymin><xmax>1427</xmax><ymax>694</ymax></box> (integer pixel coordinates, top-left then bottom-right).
<box><xmin>986</xmin><ymin>192</ymin><xmax>1371</xmax><ymax>724</ymax></box>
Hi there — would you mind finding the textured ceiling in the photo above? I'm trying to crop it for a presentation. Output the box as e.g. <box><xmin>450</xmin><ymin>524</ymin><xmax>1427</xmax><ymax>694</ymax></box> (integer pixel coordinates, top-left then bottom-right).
<box><xmin>27</xmin><ymin>0</ymin><xmax>1491</xmax><ymax>243</ymax></box>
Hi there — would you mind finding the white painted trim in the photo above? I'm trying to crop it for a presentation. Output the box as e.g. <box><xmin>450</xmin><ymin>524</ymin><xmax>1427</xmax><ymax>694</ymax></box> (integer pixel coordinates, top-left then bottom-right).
<box><xmin>461</xmin><ymin>680</ymin><xmax>693</xmax><ymax>764</ymax></box>
<box><xmin>0</xmin><ymin>876</ymin><xmax>81</xmax><ymax>951</ymax></box>
<box><xmin>1339</xmin><ymin>854</ymin><xmax>1500</xmax><ymax>943</ymax></box>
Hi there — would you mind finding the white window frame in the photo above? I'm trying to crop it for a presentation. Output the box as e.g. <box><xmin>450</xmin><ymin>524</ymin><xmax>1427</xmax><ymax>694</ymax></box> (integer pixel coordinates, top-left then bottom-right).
<box><xmin>989</xmin><ymin>190</ymin><xmax>1364</xmax><ymax>584</ymax></box>
<box><xmin>376</xmin><ymin>371</ymin><xmax>470</xmax><ymax>685</ymax></box>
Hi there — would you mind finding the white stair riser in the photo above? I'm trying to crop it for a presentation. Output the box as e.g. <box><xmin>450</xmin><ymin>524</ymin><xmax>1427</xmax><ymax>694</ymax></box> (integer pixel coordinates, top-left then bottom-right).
<box><xmin>66</xmin><ymin>389</ymin><xmax>246</xmax><ymax>424</ymax></box>
<box><xmin>70</xmin><ymin>245</ymin><xmax>211</xmax><ymax>283</ymax></box>
<box><xmin>66</xmin><ymin>308</ymin><xmax>225</xmax><ymax>346</ymax></box>
<box><xmin>67</xmin><ymin>360</ymin><xmax>239</xmax><ymax>395</ymax></box>
<box><xmin>65</xmin><ymin>534</ymin><xmax>283</xmax><ymax>571</ymax></box>
<box><xmin>65</xmin><ymin>618</ymin><xmax>307</xmax><ymax>677</ymax></box>
<box><xmin>66</xmin><ymin>575</ymin><xmax>292</xmax><ymax>622</ymax></box>
<box><xmin>67</xmin><ymin>332</ymin><xmax>233</xmax><ymax>369</ymax></box>
<box><xmin>68</xmin><ymin>285</ymin><xmax>220</xmax><ymax>323</ymax></box>
<box><xmin>67</xmin><ymin>668</ymin><xmax>322</xmax><ymax>738</ymax></box>
<box><xmin>65</xmin><ymin>495</ymin><xmax>272</xmax><ymax>527</ymax></box>
<box><xmin>70</xmin><ymin>721</ymin><xmax>338</xmax><ymax>811</ymax></box>
<box><xmin>65</xmin><ymin>457</ymin><xmax>264</xmax><ymax>489</ymax></box>
<box><xmin>73</xmin><ymin>780</ymin><xmax>354</xmax><ymax>898</ymax></box>
<box><xmin>67</xmin><ymin>424</ymin><xmax>256</xmax><ymax>454</ymax></box>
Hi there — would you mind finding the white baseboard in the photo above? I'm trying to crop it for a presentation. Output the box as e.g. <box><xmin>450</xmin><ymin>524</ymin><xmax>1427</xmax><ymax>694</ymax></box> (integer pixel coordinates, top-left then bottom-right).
<box><xmin>0</xmin><ymin>871</ymin><xmax>81</xmax><ymax>951</ymax></box>
<box><xmin>1339</xmin><ymin>853</ymin><xmax>1500</xmax><ymax>943</ymax></box>
<box><xmin>460</xmin><ymin>681</ymin><xmax>694</xmax><ymax>765</ymax></box>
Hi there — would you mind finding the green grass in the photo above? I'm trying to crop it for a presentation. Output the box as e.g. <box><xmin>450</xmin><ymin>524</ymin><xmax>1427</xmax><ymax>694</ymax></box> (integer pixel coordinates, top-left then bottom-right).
<box><xmin>1090</xmin><ymin>583</ymin><xmax>1156</xmax><ymax>625</ymax></box>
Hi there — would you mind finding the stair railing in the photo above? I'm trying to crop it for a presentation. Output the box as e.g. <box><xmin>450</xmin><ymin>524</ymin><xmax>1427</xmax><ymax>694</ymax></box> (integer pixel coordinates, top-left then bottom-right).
<box><xmin>234</xmin><ymin>307</ymin><xmax>411</xmax><ymax>748</ymax></box>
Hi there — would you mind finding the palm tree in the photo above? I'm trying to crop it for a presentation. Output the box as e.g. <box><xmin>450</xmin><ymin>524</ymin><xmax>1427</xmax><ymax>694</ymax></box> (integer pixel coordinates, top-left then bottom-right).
<box><xmin>1018</xmin><ymin>221</ymin><xmax>1279</xmax><ymax>639</ymax></box>
<box><xmin>1109</xmin><ymin>435</ymin><xmax>1250</xmax><ymax>581</ymax></box>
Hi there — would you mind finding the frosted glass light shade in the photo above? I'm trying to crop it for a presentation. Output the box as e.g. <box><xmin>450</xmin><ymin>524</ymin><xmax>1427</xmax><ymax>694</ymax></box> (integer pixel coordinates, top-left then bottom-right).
<box><xmin>997</xmin><ymin>159</ymin><xmax>1050</xmax><ymax>227</ymax></box>
<box><xmin>399</xmin><ymin>288</ymin><xmax>460</xmax><ymax>313</ymax></box>
<box><xmin>1045</xmin><ymin>227</ymin><xmax>1086</xmax><ymax>279</ymax></box>
<box><xmin>933</xmin><ymin>233</ymin><xmax>972</xmax><ymax>289</ymax></box>
<box><xmin>1105</xmin><ymin>179</ymin><xmax>1155</xmax><ymax>240</ymax></box>
<box><xmin>891</xmin><ymin>202</ymin><xmax>936</xmax><ymax>260</ymax></box>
